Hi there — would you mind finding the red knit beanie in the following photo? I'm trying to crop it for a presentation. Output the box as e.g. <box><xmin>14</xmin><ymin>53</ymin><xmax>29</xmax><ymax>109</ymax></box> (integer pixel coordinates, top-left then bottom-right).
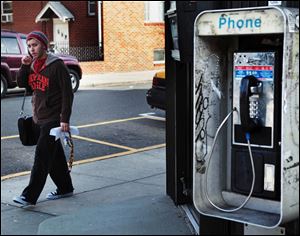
<box><xmin>26</xmin><ymin>31</ymin><xmax>49</xmax><ymax>50</ymax></box>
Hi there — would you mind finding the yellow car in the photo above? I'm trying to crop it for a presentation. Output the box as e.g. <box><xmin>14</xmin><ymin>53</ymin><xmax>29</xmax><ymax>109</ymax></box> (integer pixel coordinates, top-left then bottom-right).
<box><xmin>146</xmin><ymin>70</ymin><xmax>165</xmax><ymax>110</ymax></box>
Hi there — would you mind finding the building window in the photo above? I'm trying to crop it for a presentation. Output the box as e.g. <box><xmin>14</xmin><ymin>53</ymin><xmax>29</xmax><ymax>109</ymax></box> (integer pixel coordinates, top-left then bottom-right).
<box><xmin>153</xmin><ymin>49</ymin><xmax>165</xmax><ymax>64</ymax></box>
<box><xmin>88</xmin><ymin>1</ymin><xmax>96</xmax><ymax>16</ymax></box>
<box><xmin>145</xmin><ymin>1</ymin><xmax>164</xmax><ymax>23</ymax></box>
<box><xmin>1</xmin><ymin>1</ymin><xmax>13</xmax><ymax>23</ymax></box>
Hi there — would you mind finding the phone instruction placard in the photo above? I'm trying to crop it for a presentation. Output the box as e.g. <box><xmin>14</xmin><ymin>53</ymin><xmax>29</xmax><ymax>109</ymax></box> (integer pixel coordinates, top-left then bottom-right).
<box><xmin>234</xmin><ymin>65</ymin><xmax>274</xmax><ymax>80</ymax></box>
<box><xmin>233</xmin><ymin>52</ymin><xmax>275</xmax><ymax>81</ymax></box>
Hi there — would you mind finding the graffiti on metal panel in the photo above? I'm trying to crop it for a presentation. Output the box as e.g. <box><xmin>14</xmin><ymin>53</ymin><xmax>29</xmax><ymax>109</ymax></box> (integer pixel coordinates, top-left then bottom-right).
<box><xmin>195</xmin><ymin>72</ymin><xmax>210</xmax><ymax>162</ymax></box>
<box><xmin>195</xmin><ymin>54</ymin><xmax>222</xmax><ymax>163</ymax></box>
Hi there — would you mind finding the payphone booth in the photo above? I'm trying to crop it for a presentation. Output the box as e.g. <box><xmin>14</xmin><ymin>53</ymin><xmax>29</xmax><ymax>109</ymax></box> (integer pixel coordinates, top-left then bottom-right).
<box><xmin>193</xmin><ymin>6</ymin><xmax>298</xmax><ymax>228</ymax></box>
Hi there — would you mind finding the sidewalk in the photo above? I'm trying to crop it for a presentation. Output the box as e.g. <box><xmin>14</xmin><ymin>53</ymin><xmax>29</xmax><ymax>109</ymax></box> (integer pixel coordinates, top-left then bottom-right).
<box><xmin>1</xmin><ymin>147</ymin><xmax>194</xmax><ymax>235</ymax></box>
<box><xmin>79</xmin><ymin>70</ymin><xmax>160</xmax><ymax>88</ymax></box>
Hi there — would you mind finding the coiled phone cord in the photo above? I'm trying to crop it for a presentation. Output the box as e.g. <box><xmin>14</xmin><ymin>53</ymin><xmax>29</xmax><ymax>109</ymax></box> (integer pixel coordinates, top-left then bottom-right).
<box><xmin>204</xmin><ymin>108</ymin><xmax>256</xmax><ymax>212</ymax></box>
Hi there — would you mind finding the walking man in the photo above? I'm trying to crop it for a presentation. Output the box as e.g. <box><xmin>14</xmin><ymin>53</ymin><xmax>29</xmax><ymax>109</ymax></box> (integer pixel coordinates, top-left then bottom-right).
<box><xmin>13</xmin><ymin>31</ymin><xmax>74</xmax><ymax>206</ymax></box>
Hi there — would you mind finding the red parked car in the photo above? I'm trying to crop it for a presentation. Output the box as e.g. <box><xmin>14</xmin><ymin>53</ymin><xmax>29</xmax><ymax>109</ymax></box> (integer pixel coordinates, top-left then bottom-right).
<box><xmin>1</xmin><ymin>30</ymin><xmax>82</xmax><ymax>98</ymax></box>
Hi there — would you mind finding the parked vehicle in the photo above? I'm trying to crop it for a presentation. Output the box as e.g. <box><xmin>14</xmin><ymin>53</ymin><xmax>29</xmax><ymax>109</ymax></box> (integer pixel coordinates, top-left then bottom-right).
<box><xmin>1</xmin><ymin>30</ymin><xmax>82</xmax><ymax>98</ymax></box>
<box><xmin>146</xmin><ymin>70</ymin><xmax>166</xmax><ymax>110</ymax></box>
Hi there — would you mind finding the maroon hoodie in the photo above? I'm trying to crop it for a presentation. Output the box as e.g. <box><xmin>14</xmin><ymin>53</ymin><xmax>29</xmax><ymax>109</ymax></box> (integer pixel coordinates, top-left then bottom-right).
<box><xmin>17</xmin><ymin>53</ymin><xmax>74</xmax><ymax>125</ymax></box>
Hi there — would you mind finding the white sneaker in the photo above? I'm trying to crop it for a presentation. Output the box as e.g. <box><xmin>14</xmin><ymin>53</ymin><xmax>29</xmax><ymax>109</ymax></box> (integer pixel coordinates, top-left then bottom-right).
<box><xmin>46</xmin><ymin>191</ymin><xmax>73</xmax><ymax>200</ymax></box>
<box><xmin>13</xmin><ymin>196</ymin><xmax>34</xmax><ymax>206</ymax></box>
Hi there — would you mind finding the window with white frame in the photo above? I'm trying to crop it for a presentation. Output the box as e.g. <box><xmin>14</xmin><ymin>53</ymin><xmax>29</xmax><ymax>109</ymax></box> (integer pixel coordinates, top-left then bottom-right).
<box><xmin>144</xmin><ymin>1</ymin><xmax>164</xmax><ymax>23</ymax></box>
<box><xmin>1</xmin><ymin>1</ymin><xmax>13</xmax><ymax>23</ymax></box>
<box><xmin>88</xmin><ymin>1</ymin><xmax>96</xmax><ymax>16</ymax></box>
<box><xmin>153</xmin><ymin>49</ymin><xmax>165</xmax><ymax>64</ymax></box>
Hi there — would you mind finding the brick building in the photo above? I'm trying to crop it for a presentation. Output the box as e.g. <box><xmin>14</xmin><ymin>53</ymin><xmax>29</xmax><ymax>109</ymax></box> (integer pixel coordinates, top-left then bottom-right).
<box><xmin>82</xmin><ymin>1</ymin><xmax>165</xmax><ymax>73</ymax></box>
<box><xmin>1</xmin><ymin>1</ymin><xmax>165</xmax><ymax>73</ymax></box>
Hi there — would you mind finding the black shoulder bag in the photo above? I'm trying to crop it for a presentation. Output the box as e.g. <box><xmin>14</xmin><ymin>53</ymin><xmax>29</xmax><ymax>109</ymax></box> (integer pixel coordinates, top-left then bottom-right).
<box><xmin>18</xmin><ymin>89</ymin><xmax>39</xmax><ymax>146</ymax></box>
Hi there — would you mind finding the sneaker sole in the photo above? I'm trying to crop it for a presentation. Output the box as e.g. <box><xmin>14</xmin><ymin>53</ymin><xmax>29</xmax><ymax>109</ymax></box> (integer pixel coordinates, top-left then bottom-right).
<box><xmin>46</xmin><ymin>192</ymin><xmax>73</xmax><ymax>200</ymax></box>
<box><xmin>13</xmin><ymin>197</ymin><xmax>33</xmax><ymax>206</ymax></box>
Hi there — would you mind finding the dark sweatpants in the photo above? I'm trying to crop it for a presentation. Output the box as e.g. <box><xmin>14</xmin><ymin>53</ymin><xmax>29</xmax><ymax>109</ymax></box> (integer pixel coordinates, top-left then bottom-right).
<box><xmin>22</xmin><ymin>120</ymin><xmax>74</xmax><ymax>204</ymax></box>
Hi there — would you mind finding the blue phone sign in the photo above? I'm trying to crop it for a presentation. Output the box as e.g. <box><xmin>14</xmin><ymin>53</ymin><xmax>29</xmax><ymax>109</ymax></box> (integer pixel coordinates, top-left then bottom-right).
<box><xmin>219</xmin><ymin>16</ymin><xmax>262</xmax><ymax>29</ymax></box>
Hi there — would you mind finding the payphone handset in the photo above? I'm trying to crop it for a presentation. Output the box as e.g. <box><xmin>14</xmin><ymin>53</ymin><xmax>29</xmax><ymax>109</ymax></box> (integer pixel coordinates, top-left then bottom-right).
<box><xmin>240</xmin><ymin>75</ymin><xmax>263</xmax><ymax>133</ymax></box>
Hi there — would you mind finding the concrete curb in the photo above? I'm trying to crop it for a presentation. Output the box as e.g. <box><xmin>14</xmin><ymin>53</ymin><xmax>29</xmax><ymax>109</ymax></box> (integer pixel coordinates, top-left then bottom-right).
<box><xmin>79</xmin><ymin>70</ymin><xmax>159</xmax><ymax>88</ymax></box>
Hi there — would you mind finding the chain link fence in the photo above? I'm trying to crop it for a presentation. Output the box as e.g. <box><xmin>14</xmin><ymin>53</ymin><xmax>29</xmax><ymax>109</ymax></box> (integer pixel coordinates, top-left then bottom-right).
<box><xmin>49</xmin><ymin>42</ymin><xmax>103</xmax><ymax>62</ymax></box>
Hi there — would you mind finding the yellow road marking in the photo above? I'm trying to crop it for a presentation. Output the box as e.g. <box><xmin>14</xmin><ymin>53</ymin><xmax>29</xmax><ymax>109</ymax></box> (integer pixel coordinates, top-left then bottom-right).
<box><xmin>76</xmin><ymin>117</ymin><xmax>145</xmax><ymax>128</ymax></box>
<box><xmin>1</xmin><ymin>135</ymin><xmax>19</xmax><ymax>140</ymax></box>
<box><xmin>72</xmin><ymin>150</ymin><xmax>136</xmax><ymax>166</ymax></box>
<box><xmin>139</xmin><ymin>113</ymin><xmax>166</xmax><ymax>121</ymax></box>
<box><xmin>1</xmin><ymin>171</ymin><xmax>31</xmax><ymax>181</ymax></box>
<box><xmin>1</xmin><ymin>144</ymin><xmax>166</xmax><ymax>181</ymax></box>
<box><xmin>73</xmin><ymin>135</ymin><xmax>137</xmax><ymax>151</ymax></box>
<box><xmin>133</xmin><ymin>143</ymin><xmax>166</xmax><ymax>152</ymax></box>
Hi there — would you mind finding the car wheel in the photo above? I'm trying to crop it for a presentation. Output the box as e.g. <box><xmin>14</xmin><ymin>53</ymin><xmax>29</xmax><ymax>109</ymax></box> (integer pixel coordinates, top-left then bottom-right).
<box><xmin>1</xmin><ymin>75</ymin><xmax>8</xmax><ymax>98</ymax></box>
<box><xmin>68</xmin><ymin>69</ymin><xmax>80</xmax><ymax>93</ymax></box>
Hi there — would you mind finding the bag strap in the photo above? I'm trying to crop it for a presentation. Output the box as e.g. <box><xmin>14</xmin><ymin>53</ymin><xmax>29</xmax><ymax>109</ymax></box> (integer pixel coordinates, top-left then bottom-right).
<box><xmin>20</xmin><ymin>89</ymin><xmax>27</xmax><ymax>116</ymax></box>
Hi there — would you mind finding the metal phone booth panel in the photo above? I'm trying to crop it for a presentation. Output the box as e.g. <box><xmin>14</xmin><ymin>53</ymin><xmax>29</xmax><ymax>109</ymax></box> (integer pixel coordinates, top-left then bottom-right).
<box><xmin>192</xmin><ymin>6</ymin><xmax>299</xmax><ymax>228</ymax></box>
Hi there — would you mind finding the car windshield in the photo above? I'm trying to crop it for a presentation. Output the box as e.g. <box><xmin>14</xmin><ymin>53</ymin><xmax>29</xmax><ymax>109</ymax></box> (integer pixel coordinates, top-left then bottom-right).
<box><xmin>1</xmin><ymin>37</ymin><xmax>20</xmax><ymax>54</ymax></box>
